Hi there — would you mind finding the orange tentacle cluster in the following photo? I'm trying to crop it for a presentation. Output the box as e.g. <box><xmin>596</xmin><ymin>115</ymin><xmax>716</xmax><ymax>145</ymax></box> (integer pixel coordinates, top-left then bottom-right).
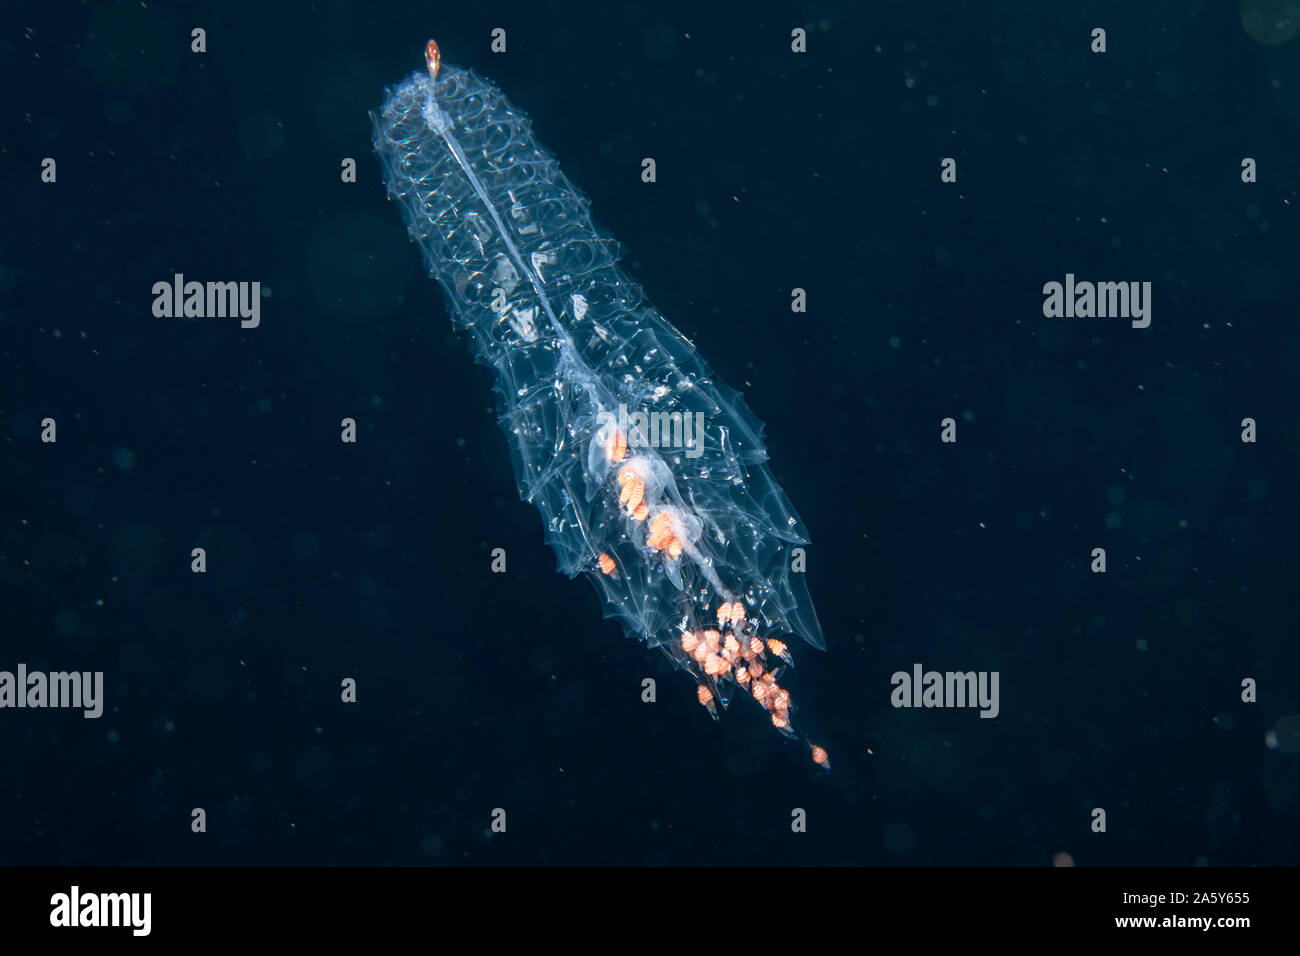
<box><xmin>616</xmin><ymin>467</ymin><xmax>648</xmax><ymax>521</ymax></box>
<box><xmin>678</xmin><ymin>602</ymin><xmax>829</xmax><ymax>769</ymax></box>
<box><xmin>595</xmin><ymin>427</ymin><xmax>827</xmax><ymax>768</ymax></box>
<box><xmin>605</xmin><ymin>429</ymin><xmax>627</xmax><ymax>464</ymax></box>
<box><xmin>645</xmin><ymin>511</ymin><xmax>684</xmax><ymax>559</ymax></box>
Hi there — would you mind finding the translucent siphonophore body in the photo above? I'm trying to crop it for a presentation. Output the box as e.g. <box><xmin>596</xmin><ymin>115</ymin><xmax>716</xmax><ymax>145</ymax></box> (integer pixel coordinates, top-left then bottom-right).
<box><xmin>371</xmin><ymin>41</ymin><xmax>829</xmax><ymax>768</ymax></box>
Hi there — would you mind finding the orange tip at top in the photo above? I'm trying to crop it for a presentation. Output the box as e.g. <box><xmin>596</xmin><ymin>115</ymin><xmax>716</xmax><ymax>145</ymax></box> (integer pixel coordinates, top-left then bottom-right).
<box><xmin>425</xmin><ymin>39</ymin><xmax>441</xmax><ymax>79</ymax></box>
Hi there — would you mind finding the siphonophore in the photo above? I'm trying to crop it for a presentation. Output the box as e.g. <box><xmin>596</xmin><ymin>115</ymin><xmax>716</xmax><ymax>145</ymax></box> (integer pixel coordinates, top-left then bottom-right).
<box><xmin>372</xmin><ymin>41</ymin><xmax>830</xmax><ymax>767</ymax></box>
